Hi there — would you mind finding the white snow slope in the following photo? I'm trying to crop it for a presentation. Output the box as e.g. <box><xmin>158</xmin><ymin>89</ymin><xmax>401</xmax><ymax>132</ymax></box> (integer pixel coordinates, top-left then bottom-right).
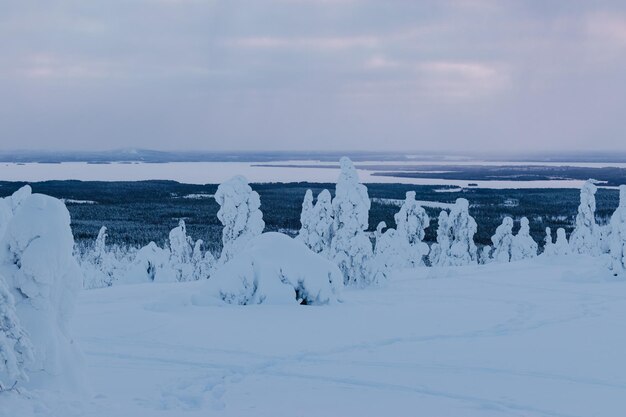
<box><xmin>7</xmin><ymin>255</ymin><xmax>626</xmax><ymax>417</ymax></box>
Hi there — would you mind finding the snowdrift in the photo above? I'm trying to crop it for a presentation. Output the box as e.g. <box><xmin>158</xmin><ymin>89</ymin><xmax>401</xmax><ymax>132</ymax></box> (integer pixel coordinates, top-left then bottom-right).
<box><xmin>206</xmin><ymin>232</ymin><xmax>343</xmax><ymax>305</ymax></box>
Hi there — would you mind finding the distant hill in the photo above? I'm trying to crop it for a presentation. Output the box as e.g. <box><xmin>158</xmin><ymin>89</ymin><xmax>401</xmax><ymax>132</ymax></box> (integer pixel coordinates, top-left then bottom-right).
<box><xmin>1</xmin><ymin>149</ymin><xmax>626</xmax><ymax>163</ymax></box>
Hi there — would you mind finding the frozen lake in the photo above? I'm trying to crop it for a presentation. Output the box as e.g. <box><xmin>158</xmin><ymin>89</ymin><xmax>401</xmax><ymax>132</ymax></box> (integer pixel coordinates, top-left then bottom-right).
<box><xmin>0</xmin><ymin>160</ymin><xmax>620</xmax><ymax>189</ymax></box>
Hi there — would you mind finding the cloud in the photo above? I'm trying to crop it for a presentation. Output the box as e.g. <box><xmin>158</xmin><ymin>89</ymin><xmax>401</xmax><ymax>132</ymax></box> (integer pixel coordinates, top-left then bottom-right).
<box><xmin>364</xmin><ymin>56</ymin><xmax>400</xmax><ymax>70</ymax></box>
<box><xmin>1</xmin><ymin>0</ymin><xmax>626</xmax><ymax>151</ymax></box>
<box><xmin>586</xmin><ymin>13</ymin><xmax>626</xmax><ymax>48</ymax></box>
<box><xmin>224</xmin><ymin>35</ymin><xmax>380</xmax><ymax>50</ymax></box>
<box><xmin>416</xmin><ymin>61</ymin><xmax>510</xmax><ymax>99</ymax></box>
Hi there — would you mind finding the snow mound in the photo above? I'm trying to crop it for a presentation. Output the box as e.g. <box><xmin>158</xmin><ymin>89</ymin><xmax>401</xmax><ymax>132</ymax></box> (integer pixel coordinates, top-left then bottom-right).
<box><xmin>206</xmin><ymin>232</ymin><xmax>342</xmax><ymax>305</ymax></box>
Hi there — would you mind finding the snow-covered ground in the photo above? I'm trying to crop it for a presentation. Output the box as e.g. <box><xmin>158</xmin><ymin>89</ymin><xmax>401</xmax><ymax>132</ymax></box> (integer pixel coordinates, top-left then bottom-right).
<box><xmin>0</xmin><ymin>161</ymin><xmax>600</xmax><ymax>188</ymax></box>
<box><xmin>19</xmin><ymin>254</ymin><xmax>623</xmax><ymax>417</ymax></box>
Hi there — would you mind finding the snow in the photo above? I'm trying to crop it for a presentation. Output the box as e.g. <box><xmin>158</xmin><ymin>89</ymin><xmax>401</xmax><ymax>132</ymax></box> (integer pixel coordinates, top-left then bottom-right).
<box><xmin>434</xmin><ymin>187</ymin><xmax>464</xmax><ymax>193</ymax></box>
<box><xmin>60</xmin><ymin>199</ymin><xmax>97</xmax><ymax>205</ymax></box>
<box><xmin>3</xmin><ymin>254</ymin><xmax>625</xmax><ymax>416</ymax></box>
<box><xmin>204</xmin><ymin>232</ymin><xmax>342</xmax><ymax>305</ymax></box>
<box><xmin>371</xmin><ymin>197</ymin><xmax>454</xmax><ymax>210</ymax></box>
<box><xmin>180</xmin><ymin>194</ymin><xmax>214</xmax><ymax>200</ymax></box>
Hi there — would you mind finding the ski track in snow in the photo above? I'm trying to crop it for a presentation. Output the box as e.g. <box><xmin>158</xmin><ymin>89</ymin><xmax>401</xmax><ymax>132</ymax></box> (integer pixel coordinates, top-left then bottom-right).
<box><xmin>61</xmin><ymin>255</ymin><xmax>626</xmax><ymax>417</ymax></box>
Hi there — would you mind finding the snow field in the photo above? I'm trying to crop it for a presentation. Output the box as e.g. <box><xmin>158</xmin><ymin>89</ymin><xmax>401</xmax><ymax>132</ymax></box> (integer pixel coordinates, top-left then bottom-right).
<box><xmin>64</xmin><ymin>254</ymin><xmax>626</xmax><ymax>417</ymax></box>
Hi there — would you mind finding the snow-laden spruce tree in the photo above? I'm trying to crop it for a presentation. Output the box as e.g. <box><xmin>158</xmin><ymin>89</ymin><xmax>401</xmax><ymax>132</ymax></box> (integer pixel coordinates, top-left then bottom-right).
<box><xmin>0</xmin><ymin>186</ymin><xmax>83</xmax><ymax>390</ymax></box>
<box><xmin>479</xmin><ymin>245</ymin><xmax>493</xmax><ymax>265</ymax></box>
<box><xmin>598</xmin><ymin>225</ymin><xmax>612</xmax><ymax>255</ymax></box>
<box><xmin>192</xmin><ymin>239</ymin><xmax>215</xmax><ymax>280</ymax></box>
<box><xmin>552</xmin><ymin>228</ymin><xmax>571</xmax><ymax>256</ymax></box>
<box><xmin>609</xmin><ymin>185</ymin><xmax>626</xmax><ymax>276</ymax></box>
<box><xmin>82</xmin><ymin>226</ymin><xmax>118</xmax><ymax>289</ymax></box>
<box><xmin>215</xmin><ymin>176</ymin><xmax>265</xmax><ymax>263</ymax></box>
<box><xmin>0</xmin><ymin>276</ymin><xmax>34</xmax><ymax>390</ymax></box>
<box><xmin>373</xmin><ymin>222</ymin><xmax>403</xmax><ymax>271</ymax></box>
<box><xmin>330</xmin><ymin>157</ymin><xmax>375</xmax><ymax>286</ymax></box>
<box><xmin>432</xmin><ymin>199</ymin><xmax>478</xmax><ymax>266</ymax></box>
<box><xmin>169</xmin><ymin>220</ymin><xmax>193</xmax><ymax>265</ymax></box>
<box><xmin>491</xmin><ymin>217</ymin><xmax>514</xmax><ymax>263</ymax></box>
<box><xmin>511</xmin><ymin>217</ymin><xmax>538</xmax><ymax>261</ymax></box>
<box><xmin>394</xmin><ymin>191</ymin><xmax>430</xmax><ymax>267</ymax></box>
<box><xmin>569</xmin><ymin>180</ymin><xmax>601</xmax><ymax>256</ymax></box>
<box><xmin>543</xmin><ymin>227</ymin><xmax>555</xmax><ymax>256</ymax></box>
<box><xmin>297</xmin><ymin>189</ymin><xmax>315</xmax><ymax>245</ymax></box>
<box><xmin>448</xmin><ymin>198</ymin><xmax>478</xmax><ymax>266</ymax></box>
<box><xmin>429</xmin><ymin>210</ymin><xmax>451</xmax><ymax>266</ymax></box>
<box><xmin>169</xmin><ymin>219</ymin><xmax>195</xmax><ymax>281</ymax></box>
<box><xmin>298</xmin><ymin>189</ymin><xmax>335</xmax><ymax>257</ymax></box>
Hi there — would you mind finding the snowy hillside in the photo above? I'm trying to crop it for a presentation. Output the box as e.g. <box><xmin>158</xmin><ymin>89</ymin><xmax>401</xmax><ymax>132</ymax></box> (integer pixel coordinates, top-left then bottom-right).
<box><xmin>5</xmin><ymin>255</ymin><xmax>625</xmax><ymax>417</ymax></box>
<box><xmin>2</xmin><ymin>158</ymin><xmax>626</xmax><ymax>417</ymax></box>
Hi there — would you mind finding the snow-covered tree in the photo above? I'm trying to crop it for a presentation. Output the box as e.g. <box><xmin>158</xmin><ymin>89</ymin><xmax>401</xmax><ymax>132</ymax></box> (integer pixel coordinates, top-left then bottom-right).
<box><xmin>479</xmin><ymin>245</ymin><xmax>493</xmax><ymax>265</ymax></box>
<box><xmin>598</xmin><ymin>224</ymin><xmax>612</xmax><ymax>255</ymax></box>
<box><xmin>309</xmin><ymin>190</ymin><xmax>335</xmax><ymax>257</ymax></box>
<box><xmin>168</xmin><ymin>219</ymin><xmax>195</xmax><ymax>281</ymax></box>
<box><xmin>543</xmin><ymin>227</ymin><xmax>555</xmax><ymax>256</ymax></box>
<box><xmin>431</xmin><ymin>199</ymin><xmax>477</xmax><ymax>266</ymax></box>
<box><xmin>215</xmin><ymin>176</ymin><xmax>265</xmax><ymax>263</ymax></box>
<box><xmin>81</xmin><ymin>226</ymin><xmax>118</xmax><ymax>289</ymax></box>
<box><xmin>297</xmin><ymin>190</ymin><xmax>315</xmax><ymax>245</ymax></box>
<box><xmin>192</xmin><ymin>239</ymin><xmax>215</xmax><ymax>280</ymax></box>
<box><xmin>609</xmin><ymin>185</ymin><xmax>626</xmax><ymax>276</ymax></box>
<box><xmin>330</xmin><ymin>157</ymin><xmax>375</xmax><ymax>286</ymax></box>
<box><xmin>511</xmin><ymin>217</ymin><xmax>538</xmax><ymax>261</ymax></box>
<box><xmin>0</xmin><ymin>186</ymin><xmax>83</xmax><ymax>389</ymax></box>
<box><xmin>394</xmin><ymin>191</ymin><xmax>430</xmax><ymax>267</ymax></box>
<box><xmin>491</xmin><ymin>217</ymin><xmax>514</xmax><ymax>263</ymax></box>
<box><xmin>94</xmin><ymin>226</ymin><xmax>107</xmax><ymax>259</ymax></box>
<box><xmin>554</xmin><ymin>228</ymin><xmax>571</xmax><ymax>256</ymax></box>
<box><xmin>0</xmin><ymin>276</ymin><xmax>34</xmax><ymax>390</ymax></box>
<box><xmin>169</xmin><ymin>220</ymin><xmax>193</xmax><ymax>265</ymax></box>
<box><xmin>429</xmin><ymin>210</ymin><xmax>450</xmax><ymax>266</ymax></box>
<box><xmin>569</xmin><ymin>180</ymin><xmax>601</xmax><ymax>256</ymax></box>
<box><xmin>296</xmin><ymin>189</ymin><xmax>336</xmax><ymax>257</ymax></box>
<box><xmin>373</xmin><ymin>222</ymin><xmax>402</xmax><ymax>271</ymax></box>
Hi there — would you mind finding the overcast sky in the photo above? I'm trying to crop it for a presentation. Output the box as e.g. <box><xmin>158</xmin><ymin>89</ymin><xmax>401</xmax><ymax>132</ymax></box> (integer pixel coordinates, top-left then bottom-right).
<box><xmin>1</xmin><ymin>0</ymin><xmax>625</xmax><ymax>152</ymax></box>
